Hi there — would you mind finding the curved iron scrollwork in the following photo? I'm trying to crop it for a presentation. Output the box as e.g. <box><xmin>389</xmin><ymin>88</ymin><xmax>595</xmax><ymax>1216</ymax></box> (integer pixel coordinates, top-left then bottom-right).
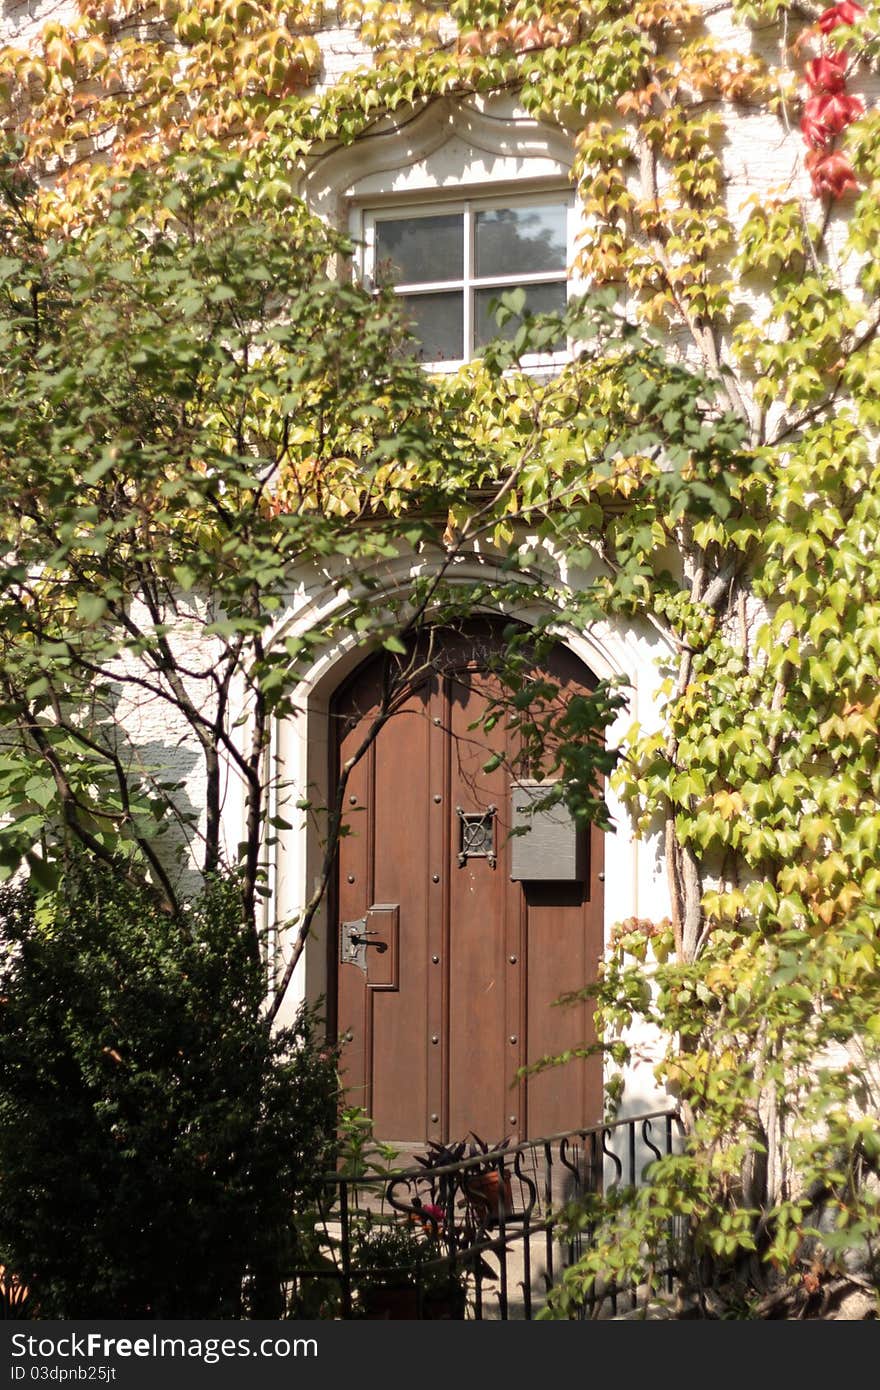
<box><xmin>600</xmin><ymin>1127</ymin><xmax>624</xmax><ymax>1187</ymax></box>
<box><xmin>641</xmin><ymin>1116</ymin><xmax>663</xmax><ymax>1167</ymax></box>
<box><xmin>511</xmin><ymin>1150</ymin><xmax>539</xmax><ymax>1220</ymax></box>
<box><xmin>286</xmin><ymin>1109</ymin><xmax>683</xmax><ymax>1320</ymax></box>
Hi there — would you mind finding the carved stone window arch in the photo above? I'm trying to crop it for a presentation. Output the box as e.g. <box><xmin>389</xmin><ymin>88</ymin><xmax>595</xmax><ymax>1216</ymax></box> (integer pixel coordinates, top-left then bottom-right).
<box><xmin>302</xmin><ymin>96</ymin><xmax>580</xmax><ymax>367</ymax></box>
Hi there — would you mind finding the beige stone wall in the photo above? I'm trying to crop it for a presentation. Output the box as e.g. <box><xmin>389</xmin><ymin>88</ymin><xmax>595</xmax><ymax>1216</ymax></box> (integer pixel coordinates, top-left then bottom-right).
<box><xmin>0</xmin><ymin>1</ymin><xmax>74</xmax><ymax>46</ymax></box>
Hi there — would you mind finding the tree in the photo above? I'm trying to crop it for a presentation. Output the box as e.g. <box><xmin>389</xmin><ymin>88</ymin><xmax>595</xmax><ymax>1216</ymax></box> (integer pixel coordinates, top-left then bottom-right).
<box><xmin>0</xmin><ymin>144</ymin><xmax>628</xmax><ymax>1315</ymax></box>
<box><xmin>1</xmin><ymin>0</ymin><xmax>879</xmax><ymax>1316</ymax></box>
<box><xmin>0</xmin><ymin>139</ymin><xmax>624</xmax><ymax>977</ymax></box>
<box><xmin>0</xmin><ymin>869</ymin><xmax>340</xmax><ymax>1318</ymax></box>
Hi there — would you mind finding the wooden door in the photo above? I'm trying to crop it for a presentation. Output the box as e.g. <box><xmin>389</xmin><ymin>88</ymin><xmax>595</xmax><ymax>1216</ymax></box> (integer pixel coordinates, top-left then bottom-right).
<box><xmin>331</xmin><ymin>623</ymin><xmax>604</xmax><ymax>1146</ymax></box>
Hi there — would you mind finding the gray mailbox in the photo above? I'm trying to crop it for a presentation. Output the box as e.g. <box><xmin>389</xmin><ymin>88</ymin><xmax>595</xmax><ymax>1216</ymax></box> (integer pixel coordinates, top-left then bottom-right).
<box><xmin>509</xmin><ymin>780</ymin><xmax>583</xmax><ymax>882</ymax></box>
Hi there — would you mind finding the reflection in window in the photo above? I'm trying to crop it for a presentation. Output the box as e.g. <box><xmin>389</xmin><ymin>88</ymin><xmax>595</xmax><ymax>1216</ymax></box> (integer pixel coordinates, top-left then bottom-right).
<box><xmin>474</xmin><ymin>205</ymin><xmax>567</xmax><ymax>278</ymax></box>
<box><xmin>398</xmin><ymin>292</ymin><xmax>463</xmax><ymax>362</ymax></box>
<box><xmin>375</xmin><ymin>214</ymin><xmax>463</xmax><ymax>285</ymax></box>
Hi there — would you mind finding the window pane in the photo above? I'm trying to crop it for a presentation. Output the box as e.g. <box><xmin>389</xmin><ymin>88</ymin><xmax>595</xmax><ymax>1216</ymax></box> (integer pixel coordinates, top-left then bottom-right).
<box><xmin>375</xmin><ymin>215</ymin><xmax>463</xmax><ymax>285</ymax></box>
<box><xmin>399</xmin><ymin>291</ymin><xmax>464</xmax><ymax>362</ymax></box>
<box><xmin>474</xmin><ymin>203</ymin><xmax>567</xmax><ymax>278</ymax></box>
<box><xmin>474</xmin><ymin>281</ymin><xmax>567</xmax><ymax>352</ymax></box>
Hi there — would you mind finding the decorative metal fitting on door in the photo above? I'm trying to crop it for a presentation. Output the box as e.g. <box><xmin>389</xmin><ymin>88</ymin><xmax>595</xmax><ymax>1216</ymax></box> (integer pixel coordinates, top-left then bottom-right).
<box><xmin>340</xmin><ymin>918</ymin><xmax>388</xmax><ymax>973</ymax></box>
<box><xmin>456</xmin><ymin>804</ymin><xmax>496</xmax><ymax>869</ymax></box>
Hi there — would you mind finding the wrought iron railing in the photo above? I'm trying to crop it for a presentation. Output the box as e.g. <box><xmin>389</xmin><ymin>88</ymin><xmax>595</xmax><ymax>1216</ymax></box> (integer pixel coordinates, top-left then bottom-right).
<box><xmin>284</xmin><ymin>1109</ymin><xmax>685</xmax><ymax>1320</ymax></box>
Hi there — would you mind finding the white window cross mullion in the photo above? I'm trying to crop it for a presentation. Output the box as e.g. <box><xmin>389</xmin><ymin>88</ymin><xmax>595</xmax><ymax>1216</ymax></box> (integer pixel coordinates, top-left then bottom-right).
<box><xmin>471</xmin><ymin>271</ymin><xmax>565</xmax><ymax>288</ymax></box>
<box><xmin>392</xmin><ymin>279</ymin><xmax>466</xmax><ymax>295</ymax></box>
<box><xmin>463</xmin><ymin>201</ymin><xmax>473</xmax><ymax>362</ymax></box>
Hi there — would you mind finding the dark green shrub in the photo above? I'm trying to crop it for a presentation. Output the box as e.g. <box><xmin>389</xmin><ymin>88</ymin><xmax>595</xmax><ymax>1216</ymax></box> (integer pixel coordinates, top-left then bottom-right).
<box><xmin>0</xmin><ymin>867</ymin><xmax>339</xmax><ymax>1318</ymax></box>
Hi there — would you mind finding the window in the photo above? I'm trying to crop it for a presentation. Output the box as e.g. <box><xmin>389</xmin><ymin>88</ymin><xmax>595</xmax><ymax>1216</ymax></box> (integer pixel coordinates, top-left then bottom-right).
<box><xmin>363</xmin><ymin>195</ymin><xmax>572</xmax><ymax>367</ymax></box>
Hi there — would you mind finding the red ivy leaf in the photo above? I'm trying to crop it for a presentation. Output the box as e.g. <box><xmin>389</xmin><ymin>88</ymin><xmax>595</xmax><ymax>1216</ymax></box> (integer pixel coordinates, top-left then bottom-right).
<box><xmin>817</xmin><ymin>2</ymin><xmax>866</xmax><ymax>35</ymax></box>
<box><xmin>805</xmin><ymin>148</ymin><xmax>859</xmax><ymax>198</ymax></box>
<box><xmin>804</xmin><ymin>54</ymin><xmax>848</xmax><ymax>93</ymax></box>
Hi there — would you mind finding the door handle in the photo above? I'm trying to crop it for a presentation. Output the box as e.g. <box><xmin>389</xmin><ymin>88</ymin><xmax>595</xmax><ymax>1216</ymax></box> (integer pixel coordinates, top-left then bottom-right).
<box><xmin>340</xmin><ymin>907</ymin><xmax>398</xmax><ymax>983</ymax></box>
<box><xmin>349</xmin><ymin>930</ymin><xmax>388</xmax><ymax>954</ymax></box>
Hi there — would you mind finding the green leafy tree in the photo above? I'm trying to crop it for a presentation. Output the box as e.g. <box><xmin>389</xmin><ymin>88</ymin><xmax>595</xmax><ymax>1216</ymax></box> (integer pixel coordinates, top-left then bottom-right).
<box><xmin>0</xmin><ymin>138</ymin><xmax>627</xmax><ymax>1317</ymax></box>
<box><xmin>0</xmin><ymin>144</ymin><xmax>623</xmax><ymax>994</ymax></box>
<box><xmin>0</xmin><ymin>869</ymin><xmax>340</xmax><ymax>1317</ymax></box>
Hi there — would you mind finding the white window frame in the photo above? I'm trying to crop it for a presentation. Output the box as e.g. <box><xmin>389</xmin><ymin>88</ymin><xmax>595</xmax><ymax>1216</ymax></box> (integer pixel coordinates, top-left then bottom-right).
<box><xmin>360</xmin><ymin>190</ymin><xmax>576</xmax><ymax>372</ymax></box>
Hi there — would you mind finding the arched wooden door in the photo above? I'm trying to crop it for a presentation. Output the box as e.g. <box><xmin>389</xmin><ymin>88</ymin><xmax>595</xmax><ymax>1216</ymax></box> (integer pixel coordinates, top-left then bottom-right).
<box><xmin>331</xmin><ymin>622</ymin><xmax>604</xmax><ymax>1146</ymax></box>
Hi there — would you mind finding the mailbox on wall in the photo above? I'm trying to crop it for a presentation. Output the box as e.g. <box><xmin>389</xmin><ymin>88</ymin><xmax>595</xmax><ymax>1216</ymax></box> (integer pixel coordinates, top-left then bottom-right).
<box><xmin>509</xmin><ymin>780</ymin><xmax>584</xmax><ymax>882</ymax></box>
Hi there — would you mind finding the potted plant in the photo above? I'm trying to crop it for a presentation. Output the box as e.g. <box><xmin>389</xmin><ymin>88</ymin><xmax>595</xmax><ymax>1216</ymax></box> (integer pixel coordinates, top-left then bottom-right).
<box><xmin>406</xmin><ymin>1133</ymin><xmax>518</xmax><ymax>1244</ymax></box>
<box><xmin>457</xmin><ymin>1134</ymin><xmax>515</xmax><ymax>1225</ymax></box>
<box><xmin>350</xmin><ymin>1214</ymin><xmax>467</xmax><ymax>1320</ymax></box>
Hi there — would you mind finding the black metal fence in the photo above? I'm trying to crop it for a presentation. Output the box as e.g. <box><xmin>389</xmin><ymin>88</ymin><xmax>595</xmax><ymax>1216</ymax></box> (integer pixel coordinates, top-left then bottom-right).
<box><xmin>284</xmin><ymin>1109</ymin><xmax>685</xmax><ymax>1320</ymax></box>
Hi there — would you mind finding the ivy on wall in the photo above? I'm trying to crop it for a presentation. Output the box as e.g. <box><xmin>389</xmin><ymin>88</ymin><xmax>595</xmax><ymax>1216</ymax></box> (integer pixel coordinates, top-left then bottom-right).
<box><xmin>1</xmin><ymin>0</ymin><xmax>880</xmax><ymax>1315</ymax></box>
